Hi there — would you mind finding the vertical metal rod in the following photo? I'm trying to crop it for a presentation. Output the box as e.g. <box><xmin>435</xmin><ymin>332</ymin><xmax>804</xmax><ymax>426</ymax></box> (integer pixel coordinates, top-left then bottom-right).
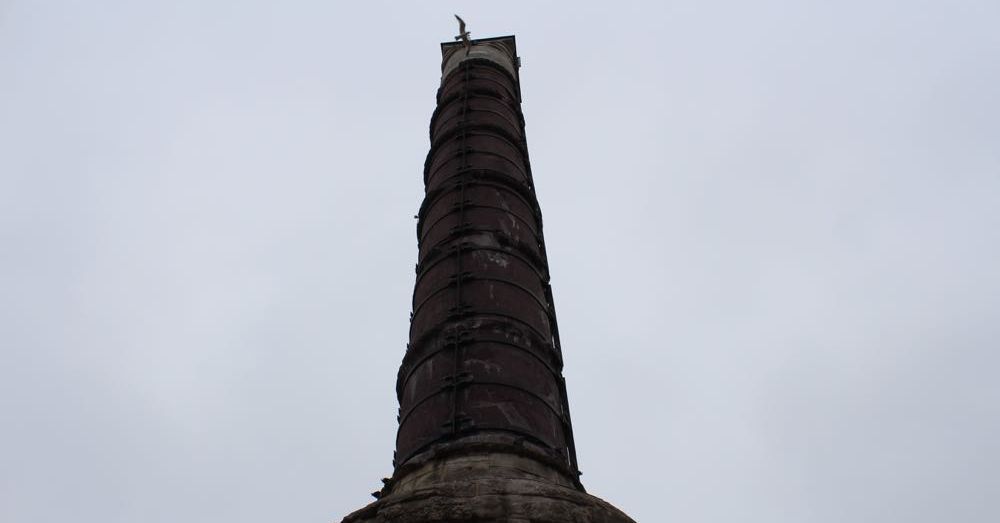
<box><xmin>448</xmin><ymin>60</ymin><xmax>472</xmax><ymax>436</ymax></box>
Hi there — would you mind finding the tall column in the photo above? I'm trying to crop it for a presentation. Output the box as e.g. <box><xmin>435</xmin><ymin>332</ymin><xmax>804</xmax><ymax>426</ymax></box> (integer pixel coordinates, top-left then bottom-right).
<box><xmin>397</xmin><ymin>35</ymin><xmax>579</xmax><ymax>483</ymax></box>
<box><xmin>342</xmin><ymin>36</ymin><xmax>634</xmax><ymax>523</ymax></box>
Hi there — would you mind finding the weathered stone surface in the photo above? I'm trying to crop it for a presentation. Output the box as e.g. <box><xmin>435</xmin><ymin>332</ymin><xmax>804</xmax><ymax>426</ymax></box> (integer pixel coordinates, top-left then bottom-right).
<box><xmin>341</xmin><ymin>35</ymin><xmax>637</xmax><ymax>523</ymax></box>
<box><xmin>342</xmin><ymin>449</ymin><xmax>635</xmax><ymax>523</ymax></box>
<box><xmin>344</xmin><ymin>477</ymin><xmax>633</xmax><ymax>523</ymax></box>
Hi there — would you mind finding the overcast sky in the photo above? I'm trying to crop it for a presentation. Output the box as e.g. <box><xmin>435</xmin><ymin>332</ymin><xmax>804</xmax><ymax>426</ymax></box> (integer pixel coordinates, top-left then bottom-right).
<box><xmin>2</xmin><ymin>1</ymin><xmax>999</xmax><ymax>522</ymax></box>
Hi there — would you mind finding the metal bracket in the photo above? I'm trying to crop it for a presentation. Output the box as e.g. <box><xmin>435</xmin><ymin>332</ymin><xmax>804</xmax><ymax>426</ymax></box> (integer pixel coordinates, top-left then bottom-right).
<box><xmin>447</xmin><ymin>271</ymin><xmax>472</xmax><ymax>286</ymax></box>
<box><xmin>446</xmin><ymin>303</ymin><xmax>473</xmax><ymax>319</ymax></box>
<box><xmin>441</xmin><ymin>372</ymin><xmax>473</xmax><ymax>389</ymax></box>
<box><xmin>440</xmin><ymin>414</ymin><xmax>474</xmax><ymax>432</ymax></box>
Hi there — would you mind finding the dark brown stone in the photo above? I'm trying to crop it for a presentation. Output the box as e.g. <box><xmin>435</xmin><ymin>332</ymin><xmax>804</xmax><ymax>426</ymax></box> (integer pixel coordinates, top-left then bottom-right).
<box><xmin>340</xmin><ymin>35</ymin><xmax>636</xmax><ymax>523</ymax></box>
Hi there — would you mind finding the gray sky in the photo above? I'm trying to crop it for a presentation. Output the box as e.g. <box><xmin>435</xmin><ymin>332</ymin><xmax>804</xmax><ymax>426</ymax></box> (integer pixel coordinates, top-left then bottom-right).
<box><xmin>2</xmin><ymin>1</ymin><xmax>999</xmax><ymax>522</ymax></box>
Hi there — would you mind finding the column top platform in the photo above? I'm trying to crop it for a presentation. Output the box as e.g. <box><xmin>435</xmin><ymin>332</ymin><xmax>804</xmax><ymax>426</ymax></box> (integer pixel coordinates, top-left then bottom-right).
<box><xmin>440</xmin><ymin>35</ymin><xmax>519</xmax><ymax>82</ymax></box>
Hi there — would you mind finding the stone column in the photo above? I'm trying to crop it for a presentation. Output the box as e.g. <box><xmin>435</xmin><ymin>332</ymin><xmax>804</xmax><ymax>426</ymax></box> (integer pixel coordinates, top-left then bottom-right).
<box><xmin>341</xmin><ymin>36</ymin><xmax>635</xmax><ymax>523</ymax></box>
